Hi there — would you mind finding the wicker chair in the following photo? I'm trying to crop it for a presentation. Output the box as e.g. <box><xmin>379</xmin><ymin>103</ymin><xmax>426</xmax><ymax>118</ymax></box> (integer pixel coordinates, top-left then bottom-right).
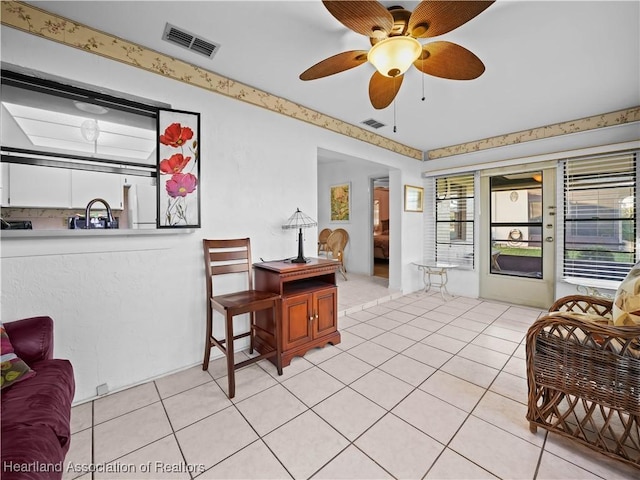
<box><xmin>318</xmin><ymin>228</ymin><xmax>332</xmax><ymax>255</ymax></box>
<box><xmin>526</xmin><ymin>294</ymin><xmax>640</xmax><ymax>468</ymax></box>
<box><xmin>325</xmin><ymin>229</ymin><xmax>348</xmax><ymax>281</ymax></box>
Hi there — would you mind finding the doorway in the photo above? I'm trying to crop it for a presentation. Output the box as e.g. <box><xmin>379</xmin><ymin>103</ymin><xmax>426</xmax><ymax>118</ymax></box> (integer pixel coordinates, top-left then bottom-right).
<box><xmin>372</xmin><ymin>177</ymin><xmax>389</xmax><ymax>279</ymax></box>
<box><xmin>479</xmin><ymin>165</ymin><xmax>557</xmax><ymax>308</ymax></box>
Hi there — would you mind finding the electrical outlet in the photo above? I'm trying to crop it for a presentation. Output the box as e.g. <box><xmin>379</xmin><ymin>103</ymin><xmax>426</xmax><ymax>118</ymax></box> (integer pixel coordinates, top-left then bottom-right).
<box><xmin>96</xmin><ymin>383</ymin><xmax>109</xmax><ymax>396</ymax></box>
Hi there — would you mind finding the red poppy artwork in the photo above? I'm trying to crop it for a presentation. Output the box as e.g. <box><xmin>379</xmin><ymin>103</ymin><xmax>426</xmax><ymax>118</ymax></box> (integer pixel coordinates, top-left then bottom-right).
<box><xmin>159</xmin><ymin>122</ymin><xmax>194</xmax><ymax>148</ymax></box>
<box><xmin>159</xmin><ymin>153</ymin><xmax>192</xmax><ymax>174</ymax></box>
<box><xmin>157</xmin><ymin>109</ymin><xmax>200</xmax><ymax>227</ymax></box>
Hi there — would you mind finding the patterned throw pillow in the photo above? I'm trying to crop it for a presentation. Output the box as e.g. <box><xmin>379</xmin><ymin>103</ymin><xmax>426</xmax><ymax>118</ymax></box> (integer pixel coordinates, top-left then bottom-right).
<box><xmin>0</xmin><ymin>322</ymin><xmax>36</xmax><ymax>390</ymax></box>
<box><xmin>612</xmin><ymin>262</ymin><xmax>640</xmax><ymax>326</ymax></box>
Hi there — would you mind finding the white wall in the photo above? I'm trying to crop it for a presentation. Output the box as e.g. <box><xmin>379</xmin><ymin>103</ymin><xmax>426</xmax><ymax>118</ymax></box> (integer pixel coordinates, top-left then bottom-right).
<box><xmin>0</xmin><ymin>27</ymin><xmax>423</xmax><ymax>402</ymax></box>
<box><xmin>317</xmin><ymin>151</ymin><xmax>424</xmax><ymax>293</ymax></box>
<box><xmin>398</xmin><ymin>168</ymin><xmax>426</xmax><ymax>294</ymax></box>
<box><xmin>317</xmin><ymin>153</ymin><xmax>390</xmax><ymax>274</ymax></box>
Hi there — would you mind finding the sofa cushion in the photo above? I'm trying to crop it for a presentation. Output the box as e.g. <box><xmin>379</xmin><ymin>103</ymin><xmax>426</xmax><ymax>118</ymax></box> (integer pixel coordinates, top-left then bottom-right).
<box><xmin>3</xmin><ymin>316</ymin><xmax>54</xmax><ymax>364</ymax></box>
<box><xmin>612</xmin><ymin>262</ymin><xmax>640</xmax><ymax>326</ymax></box>
<box><xmin>1</xmin><ymin>322</ymin><xmax>36</xmax><ymax>390</ymax></box>
<box><xmin>1</xmin><ymin>359</ymin><xmax>74</xmax><ymax>451</ymax></box>
<box><xmin>1</xmin><ymin>424</ymin><xmax>65</xmax><ymax>480</ymax></box>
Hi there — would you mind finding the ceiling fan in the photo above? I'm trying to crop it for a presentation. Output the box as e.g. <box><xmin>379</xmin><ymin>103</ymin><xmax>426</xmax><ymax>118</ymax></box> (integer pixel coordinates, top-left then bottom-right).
<box><xmin>300</xmin><ymin>1</ymin><xmax>494</xmax><ymax>109</ymax></box>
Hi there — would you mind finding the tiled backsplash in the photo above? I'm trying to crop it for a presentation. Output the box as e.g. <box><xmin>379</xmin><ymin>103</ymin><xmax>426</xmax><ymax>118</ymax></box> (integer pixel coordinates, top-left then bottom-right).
<box><xmin>1</xmin><ymin>207</ymin><xmax>125</xmax><ymax>230</ymax></box>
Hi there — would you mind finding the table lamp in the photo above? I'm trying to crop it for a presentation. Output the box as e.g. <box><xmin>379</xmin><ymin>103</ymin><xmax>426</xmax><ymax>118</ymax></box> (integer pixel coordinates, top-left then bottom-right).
<box><xmin>282</xmin><ymin>208</ymin><xmax>317</xmax><ymax>263</ymax></box>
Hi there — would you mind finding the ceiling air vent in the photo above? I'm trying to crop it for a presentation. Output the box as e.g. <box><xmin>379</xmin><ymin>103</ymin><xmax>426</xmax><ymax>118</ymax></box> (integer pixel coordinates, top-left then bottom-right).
<box><xmin>162</xmin><ymin>23</ymin><xmax>220</xmax><ymax>59</ymax></box>
<box><xmin>361</xmin><ymin>118</ymin><xmax>386</xmax><ymax>129</ymax></box>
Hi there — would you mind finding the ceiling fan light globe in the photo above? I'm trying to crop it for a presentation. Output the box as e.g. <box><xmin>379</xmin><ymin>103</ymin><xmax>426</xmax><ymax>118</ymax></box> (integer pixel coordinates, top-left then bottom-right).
<box><xmin>367</xmin><ymin>36</ymin><xmax>421</xmax><ymax>78</ymax></box>
<box><xmin>80</xmin><ymin>119</ymin><xmax>100</xmax><ymax>142</ymax></box>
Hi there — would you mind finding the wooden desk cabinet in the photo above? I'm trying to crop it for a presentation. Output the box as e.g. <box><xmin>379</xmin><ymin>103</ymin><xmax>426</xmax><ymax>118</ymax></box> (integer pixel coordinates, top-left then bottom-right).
<box><xmin>254</xmin><ymin>258</ymin><xmax>340</xmax><ymax>367</ymax></box>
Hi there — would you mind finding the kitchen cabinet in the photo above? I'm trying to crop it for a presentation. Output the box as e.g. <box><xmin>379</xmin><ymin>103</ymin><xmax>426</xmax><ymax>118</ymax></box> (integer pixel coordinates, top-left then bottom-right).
<box><xmin>71</xmin><ymin>170</ymin><xmax>124</xmax><ymax>210</ymax></box>
<box><xmin>3</xmin><ymin>164</ymin><xmax>124</xmax><ymax>210</ymax></box>
<box><xmin>254</xmin><ymin>258</ymin><xmax>340</xmax><ymax>367</ymax></box>
<box><xmin>1</xmin><ymin>163</ymin><xmax>8</xmax><ymax>206</ymax></box>
<box><xmin>5</xmin><ymin>163</ymin><xmax>71</xmax><ymax>208</ymax></box>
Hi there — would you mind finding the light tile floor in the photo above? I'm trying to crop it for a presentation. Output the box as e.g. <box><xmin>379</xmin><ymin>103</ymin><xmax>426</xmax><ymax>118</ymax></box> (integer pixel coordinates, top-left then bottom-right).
<box><xmin>64</xmin><ymin>275</ymin><xmax>639</xmax><ymax>479</ymax></box>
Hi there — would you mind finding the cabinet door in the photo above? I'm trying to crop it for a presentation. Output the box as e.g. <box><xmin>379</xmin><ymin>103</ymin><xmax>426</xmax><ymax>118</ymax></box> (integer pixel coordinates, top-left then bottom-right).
<box><xmin>313</xmin><ymin>287</ymin><xmax>338</xmax><ymax>339</ymax></box>
<box><xmin>1</xmin><ymin>163</ymin><xmax>8</xmax><ymax>206</ymax></box>
<box><xmin>8</xmin><ymin>163</ymin><xmax>71</xmax><ymax>208</ymax></box>
<box><xmin>281</xmin><ymin>292</ymin><xmax>314</xmax><ymax>351</ymax></box>
<box><xmin>71</xmin><ymin>170</ymin><xmax>124</xmax><ymax>210</ymax></box>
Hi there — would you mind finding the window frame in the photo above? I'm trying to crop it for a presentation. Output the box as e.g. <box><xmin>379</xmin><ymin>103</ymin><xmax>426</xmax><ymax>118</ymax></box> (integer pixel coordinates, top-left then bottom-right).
<box><xmin>1</xmin><ymin>69</ymin><xmax>161</xmax><ymax>177</ymax></box>
<box><xmin>434</xmin><ymin>173</ymin><xmax>475</xmax><ymax>268</ymax></box>
<box><xmin>488</xmin><ymin>171</ymin><xmax>545</xmax><ymax>278</ymax></box>
<box><xmin>562</xmin><ymin>151</ymin><xmax>637</xmax><ymax>282</ymax></box>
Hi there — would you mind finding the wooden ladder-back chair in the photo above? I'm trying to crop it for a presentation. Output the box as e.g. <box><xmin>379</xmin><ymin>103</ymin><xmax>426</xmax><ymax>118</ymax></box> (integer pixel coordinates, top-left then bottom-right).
<box><xmin>326</xmin><ymin>229</ymin><xmax>349</xmax><ymax>280</ymax></box>
<box><xmin>318</xmin><ymin>228</ymin><xmax>332</xmax><ymax>255</ymax></box>
<box><xmin>202</xmin><ymin>238</ymin><xmax>282</xmax><ymax>398</ymax></box>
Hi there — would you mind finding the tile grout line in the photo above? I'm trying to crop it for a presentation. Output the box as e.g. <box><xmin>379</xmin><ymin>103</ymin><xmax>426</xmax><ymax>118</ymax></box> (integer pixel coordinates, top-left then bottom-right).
<box><xmin>418</xmin><ymin>303</ymin><xmax>543</xmax><ymax>478</ymax></box>
<box><xmin>75</xmin><ymin>290</ymin><xmax>623</xmax><ymax>479</ymax></box>
<box><xmin>343</xmin><ymin>298</ymin><xmax>545</xmax><ymax>478</ymax></box>
<box><xmin>152</xmin><ymin>380</ymin><xmax>195</xmax><ymax>480</ymax></box>
<box><xmin>297</xmin><ymin>294</ymin><xmax>487</xmax><ymax>478</ymax></box>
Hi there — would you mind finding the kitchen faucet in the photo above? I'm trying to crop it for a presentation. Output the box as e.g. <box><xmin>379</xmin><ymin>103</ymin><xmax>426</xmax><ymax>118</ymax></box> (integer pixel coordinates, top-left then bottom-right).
<box><xmin>84</xmin><ymin>198</ymin><xmax>115</xmax><ymax>229</ymax></box>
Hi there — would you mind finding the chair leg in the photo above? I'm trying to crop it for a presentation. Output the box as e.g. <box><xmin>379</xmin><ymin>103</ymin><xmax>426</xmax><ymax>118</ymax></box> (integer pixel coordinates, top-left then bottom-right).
<box><xmin>338</xmin><ymin>252</ymin><xmax>347</xmax><ymax>280</ymax></box>
<box><xmin>249</xmin><ymin>312</ymin><xmax>255</xmax><ymax>354</ymax></box>
<box><xmin>202</xmin><ymin>304</ymin><xmax>212</xmax><ymax>371</ymax></box>
<box><xmin>339</xmin><ymin>263</ymin><xmax>348</xmax><ymax>281</ymax></box>
<box><xmin>274</xmin><ymin>302</ymin><xmax>283</xmax><ymax>376</ymax></box>
<box><xmin>225</xmin><ymin>313</ymin><xmax>236</xmax><ymax>399</ymax></box>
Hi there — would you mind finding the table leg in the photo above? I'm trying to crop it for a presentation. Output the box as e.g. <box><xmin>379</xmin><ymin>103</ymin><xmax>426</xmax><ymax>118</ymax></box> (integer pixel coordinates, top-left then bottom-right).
<box><xmin>419</xmin><ymin>265</ymin><xmax>432</xmax><ymax>292</ymax></box>
<box><xmin>439</xmin><ymin>268</ymin><xmax>451</xmax><ymax>300</ymax></box>
<box><xmin>430</xmin><ymin>268</ymin><xmax>452</xmax><ymax>300</ymax></box>
<box><xmin>576</xmin><ymin>284</ymin><xmax>613</xmax><ymax>300</ymax></box>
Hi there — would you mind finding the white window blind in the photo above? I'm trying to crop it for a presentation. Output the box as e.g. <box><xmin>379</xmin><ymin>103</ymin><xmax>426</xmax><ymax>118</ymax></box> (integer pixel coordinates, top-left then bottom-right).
<box><xmin>435</xmin><ymin>173</ymin><xmax>475</xmax><ymax>267</ymax></box>
<box><xmin>563</xmin><ymin>152</ymin><xmax>637</xmax><ymax>281</ymax></box>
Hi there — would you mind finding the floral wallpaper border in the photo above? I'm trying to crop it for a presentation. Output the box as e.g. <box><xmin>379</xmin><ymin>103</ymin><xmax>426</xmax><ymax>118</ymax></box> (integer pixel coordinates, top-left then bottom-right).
<box><xmin>2</xmin><ymin>1</ymin><xmax>637</xmax><ymax>163</ymax></box>
<box><xmin>427</xmin><ymin>107</ymin><xmax>640</xmax><ymax>160</ymax></box>
<box><xmin>0</xmin><ymin>1</ymin><xmax>422</xmax><ymax>161</ymax></box>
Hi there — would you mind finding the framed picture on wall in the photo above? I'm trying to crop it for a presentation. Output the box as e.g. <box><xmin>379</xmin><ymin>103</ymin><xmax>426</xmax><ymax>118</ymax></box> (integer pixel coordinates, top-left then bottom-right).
<box><xmin>157</xmin><ymin>108</ymin><xmax>201</xmax><ymax>228</ymax></box>
<box><xmin>330</xmin><ymin>182</ymin><xmax>350</xmax><ymax>222</ymax></box>
<box><xmin>404</xmin><ymin>185</ymin><xmax>424</xmax><ymax>212</ymax></box>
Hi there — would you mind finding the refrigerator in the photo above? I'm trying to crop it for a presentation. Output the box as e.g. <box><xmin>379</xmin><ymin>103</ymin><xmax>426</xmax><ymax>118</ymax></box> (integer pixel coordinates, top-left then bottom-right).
<box><xmin>127</xmin><ymin>183</ymin><xmax>157</xmax><ymax>229</ymax></box>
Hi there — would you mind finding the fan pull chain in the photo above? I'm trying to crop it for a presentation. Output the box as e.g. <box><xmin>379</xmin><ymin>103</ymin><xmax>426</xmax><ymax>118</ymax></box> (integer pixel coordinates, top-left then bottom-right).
<box><xmin>393</xmin><ymin>99</ymin><xmax>397</xmax><ymax>133</ymax></box>
<box><xmin>422</xmin><ymin>71</ymin><xmax>426</xmax><ymax>101</ymax></box>
<box><xmin>393</xmin><ymin>75</ymin><xmax>397</xmax><ymax>133</ymax></box>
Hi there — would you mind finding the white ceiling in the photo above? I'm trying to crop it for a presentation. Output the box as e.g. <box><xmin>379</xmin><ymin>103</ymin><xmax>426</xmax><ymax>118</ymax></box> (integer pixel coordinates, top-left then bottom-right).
<box><xmin>26</xmin><ymin>0</ymin><xmax>640</xmax><ymax>155</ymax></box>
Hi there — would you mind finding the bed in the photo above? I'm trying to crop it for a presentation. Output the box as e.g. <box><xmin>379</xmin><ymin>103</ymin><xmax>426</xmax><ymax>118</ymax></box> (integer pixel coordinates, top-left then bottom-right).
<box><xmin>374</xmin><ymin>224</ymin><xmax>389</xmax><ymax>260</ymax></box>
<box><xmin>374</xmin><ymin>233</ymin><xmax>389</xmax><ymax>259</ymax></box>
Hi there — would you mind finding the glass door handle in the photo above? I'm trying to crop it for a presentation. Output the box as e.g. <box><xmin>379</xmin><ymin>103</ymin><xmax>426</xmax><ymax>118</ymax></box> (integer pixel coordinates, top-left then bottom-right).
<box><xmin>545</xmin><ymin>236</ymin><xmax>554</xmax><ymax>242</ymax></box>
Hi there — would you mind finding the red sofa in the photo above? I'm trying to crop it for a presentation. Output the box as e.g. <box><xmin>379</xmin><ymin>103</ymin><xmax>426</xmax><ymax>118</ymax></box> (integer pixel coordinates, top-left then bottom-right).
<box><xmin>1</xmin><ymin>316</ymin><xmax>75</xmax><ymax>480</ymax></box>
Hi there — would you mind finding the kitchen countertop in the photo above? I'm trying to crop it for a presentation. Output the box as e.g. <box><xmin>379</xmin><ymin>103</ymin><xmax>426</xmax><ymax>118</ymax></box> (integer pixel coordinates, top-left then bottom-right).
<box><xmin>1</xmin><ymin>228</ymin><xmax>196</xmax><ymax>239</ymax></box>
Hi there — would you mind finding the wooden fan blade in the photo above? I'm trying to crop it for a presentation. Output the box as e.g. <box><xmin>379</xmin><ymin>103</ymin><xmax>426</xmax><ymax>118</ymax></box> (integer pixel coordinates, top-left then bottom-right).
<box><xmin>413</xmin><ymin>41</ymin><xmax>485</xmax><ymax>80</ymax></box>
<box><xmin>322</xmin><ymin>1</ymin><xmax>393</xmax><ymax>37</ymax></box>
<box><xmin>408</xmin><ymin>1</ymin><xmax>494</xmax><ymax>38</ymax></box>
<box><xmin>369</xmin><ymin>71</ymin><xmax>403</xmax><ymax>109</ymax></box>
<box><xmin>300</xmin><ymin>50</ymin><xmax>369</xmax><ymax>80</ymax></box>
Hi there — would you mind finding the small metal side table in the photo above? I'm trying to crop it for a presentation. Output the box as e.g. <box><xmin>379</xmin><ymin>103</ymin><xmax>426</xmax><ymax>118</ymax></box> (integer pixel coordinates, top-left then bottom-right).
<box><xmin>563</xmin><ymin>277</ymin><xmax>620</xmax><ymax>300</ymax></box>
<box><xmin>413</xmin><ymin>261</ymin><xmax>459</xmax><ymax>300</ymax></box>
